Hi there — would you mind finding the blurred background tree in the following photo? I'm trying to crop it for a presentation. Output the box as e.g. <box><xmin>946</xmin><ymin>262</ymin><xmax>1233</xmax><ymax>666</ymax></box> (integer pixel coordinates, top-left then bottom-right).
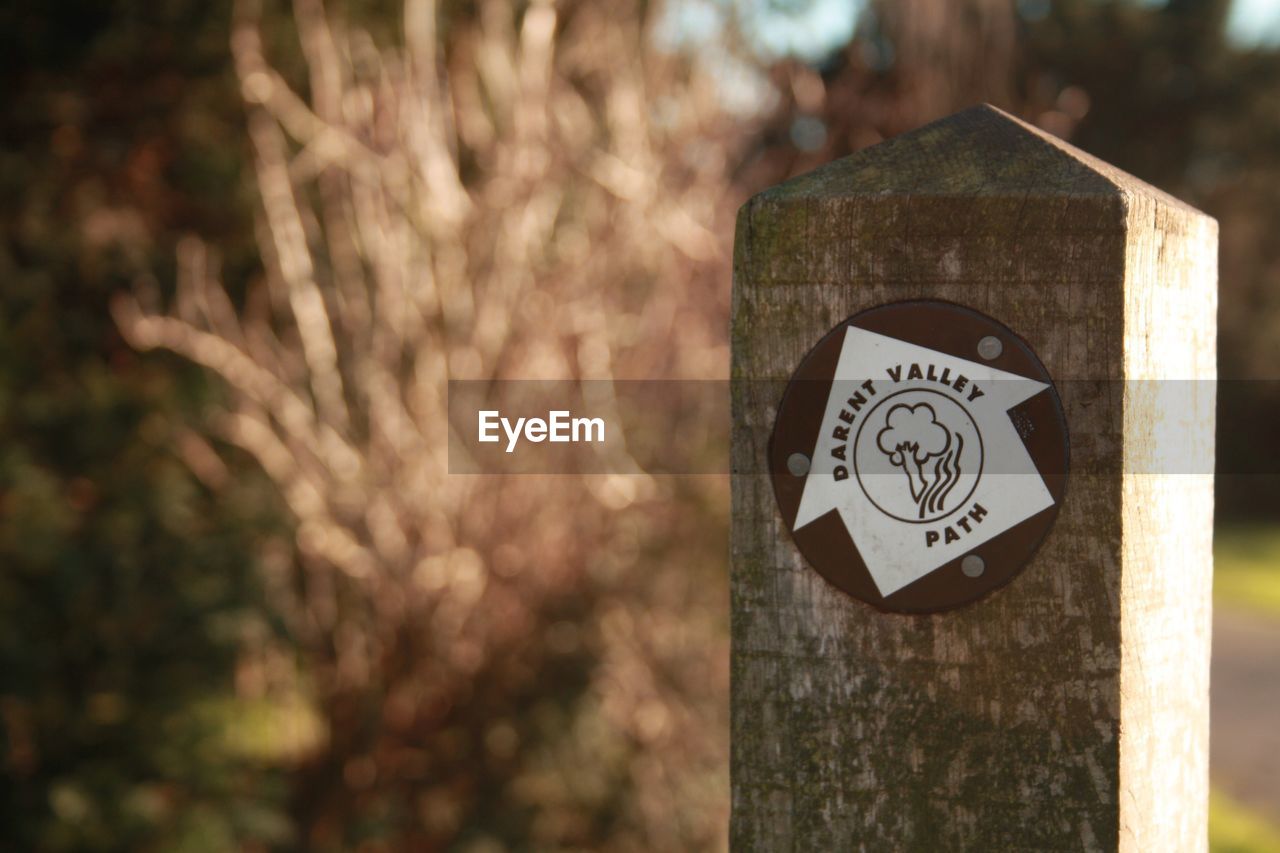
<box><xmin>4</xmin><ymin>0</ymin><xmax>1280</xmax><ymax>849</ymax></box>
<box><xmin>0</xmin><ymin>0</ymin><xmax>306</xmax><ymax>848</ymax></box>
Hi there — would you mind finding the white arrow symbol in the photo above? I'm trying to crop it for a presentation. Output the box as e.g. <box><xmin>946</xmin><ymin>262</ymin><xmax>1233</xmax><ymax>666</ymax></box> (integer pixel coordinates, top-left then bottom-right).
<box><xmin>793</xmin><ymin>326</ymin><xmax>1055</xmax><ymax>597</ymax></box>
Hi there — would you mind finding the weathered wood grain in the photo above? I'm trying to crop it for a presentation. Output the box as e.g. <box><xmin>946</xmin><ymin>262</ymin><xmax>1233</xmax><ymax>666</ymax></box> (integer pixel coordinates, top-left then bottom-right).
<box><xmin>730</xmin><ymin>104</ymin><xmax>1215</xmax><ymax>851</ymax></box>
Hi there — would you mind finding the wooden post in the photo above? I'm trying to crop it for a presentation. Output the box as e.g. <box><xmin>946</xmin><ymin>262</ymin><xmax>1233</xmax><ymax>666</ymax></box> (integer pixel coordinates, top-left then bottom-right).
<box><xmin>730</xmin><ymin>105</ymin><xmax>1216</xmax><ymax>850</ymax></box>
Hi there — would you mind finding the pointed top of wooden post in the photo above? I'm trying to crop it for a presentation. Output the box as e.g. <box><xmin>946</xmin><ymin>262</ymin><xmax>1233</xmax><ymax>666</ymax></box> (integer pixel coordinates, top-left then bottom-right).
<box><xmin>759</xmin><ymin>103</ymin><xmax>1206</xmax><ymax>217</ymax></box>
<box><xmin>732</xmin><ymin>103</ymin><xmax>1216</xmax><ymax>850</ymax></box>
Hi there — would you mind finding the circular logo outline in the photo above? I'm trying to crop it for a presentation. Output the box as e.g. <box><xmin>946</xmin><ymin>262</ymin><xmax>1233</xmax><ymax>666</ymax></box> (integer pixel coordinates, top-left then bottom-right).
<box><xmin>852</xmin><ymin>387</ymin><xmax>985</xmax><ymax>524</ymax></box>
<box><xmin>765</xmin><ymin>298</ymin><xmax>1070</xmax><ymax>615</ymax></box>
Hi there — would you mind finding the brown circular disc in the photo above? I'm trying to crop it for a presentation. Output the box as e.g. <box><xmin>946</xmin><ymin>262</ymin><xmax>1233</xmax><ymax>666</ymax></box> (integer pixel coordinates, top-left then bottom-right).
<box><xmin>768</xmin><ymin>300</ymin><xmax>1068</xmax><ymax>614</ymax></box>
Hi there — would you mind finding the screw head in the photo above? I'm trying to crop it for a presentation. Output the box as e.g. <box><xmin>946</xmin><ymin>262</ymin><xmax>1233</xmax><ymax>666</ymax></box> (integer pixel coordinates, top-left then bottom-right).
<box><xmin>961</xmin><ymin>554</ymin><xmax>986</xmax><ymax>578</ymax></box>
<box><xmin>977</xmin><ymin>335</ymin><xmax>1003</xmax><ymax>360</ymax></box>
<box><xmin>786</xmin><ymin>452</ymin><xmax>811</xmax><ymax>477</ymax></box>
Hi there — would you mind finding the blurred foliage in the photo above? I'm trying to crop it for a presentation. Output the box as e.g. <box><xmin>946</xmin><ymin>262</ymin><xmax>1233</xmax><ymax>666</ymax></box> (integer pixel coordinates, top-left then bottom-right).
<box><xmin>114</xmin><ymin>0</ymin><xmax>737</xmax><ymax>846</ymax></box>
<box><xmin>0</xmin><ymin>0</ymin><xmax>298</xmax><ymax>848</ymax></box>
<box><xmin>1211</xmin><ymin>788</ymin><xmax>1280</xmax><ymax>853</ymax></box>
<box><xmin>1216</xmin><ymin>526</ymin><xmax>1280</xmax><ymax>617</ymax></box>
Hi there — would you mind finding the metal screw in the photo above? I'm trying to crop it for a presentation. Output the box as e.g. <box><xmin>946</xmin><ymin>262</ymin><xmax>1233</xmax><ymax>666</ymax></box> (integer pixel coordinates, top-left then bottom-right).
<box><xmin>977</xmin><ymin>335</ymin><xmax>1003</xmax><ymax>360</ymax></box>
<box><xmin>961</xmin><ymin>554</ymin><xmax>986</xmax><ymax>578</ymax></box>
<box><xmin>787</xmin><ymin>452</ymin><xmax>811</xmax><ymax>477</ymax></box>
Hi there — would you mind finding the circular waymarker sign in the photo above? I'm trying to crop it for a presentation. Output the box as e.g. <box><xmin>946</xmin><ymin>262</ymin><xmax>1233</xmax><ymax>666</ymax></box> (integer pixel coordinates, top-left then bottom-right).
<box><xmin>768</xmin><ymin>300</ymin><xmax>1068</xmax><ymax>614</ymax></box>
